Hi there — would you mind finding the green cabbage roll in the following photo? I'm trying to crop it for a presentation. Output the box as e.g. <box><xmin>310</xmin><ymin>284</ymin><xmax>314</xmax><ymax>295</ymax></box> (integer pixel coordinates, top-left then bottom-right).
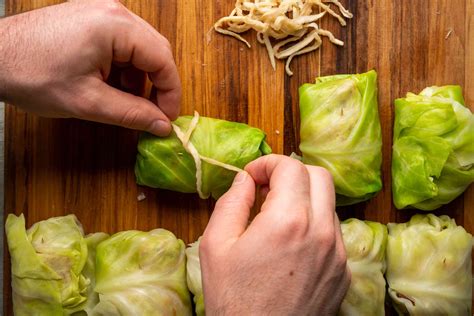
<box><xmin>299</xmin><ymin>70</ymin><xmax>382</xmax><ymax>205</ymax></box>
<box><xmin>91</xmin><ymin>229</ymin><xmax>192</xmax><ymax>316</ymax></box>
<box><xmin>392</xmin><ymin>85</ymin><xmax>474</xmax><ymax>210</ymax></box>
<box><xmin>339</xmin><ymin>219</ymin><xmax>387</xmax><ymax>316</ymax></box>
<box><xmin>5</xmin><ymin>214</ymin><xmax>90</xmax><ymax>315</ymax></box>
<box><xmin>185</xmin><ymin>239</ymin><xmax>205</xmax><ymax>316</ymax></box>
<box><xmin>81</xmin><ymin>233</ymin><xmax>109</xmax><ymax>315</ymax></box>
<box><xmin>135</xmin><ymin>114</ymin><xmax>271</xmax><ymax>199</ymax></box>
<box><xmin>386</xmin><ymin>214</ymin><xmax>472</xmax><ymax>315</ymax></box>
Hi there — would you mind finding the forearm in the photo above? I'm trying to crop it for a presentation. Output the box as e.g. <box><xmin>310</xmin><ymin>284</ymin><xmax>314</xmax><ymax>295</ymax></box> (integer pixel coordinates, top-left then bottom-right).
<box><xmin>0</xmin><ymin>11</ymin><xmax>39</xmax><ymax>104</ymax></box>
<box><xmin>0</xmin><ymin>17</ymin><xmax>14</xmax><ymax>102</ymax></box>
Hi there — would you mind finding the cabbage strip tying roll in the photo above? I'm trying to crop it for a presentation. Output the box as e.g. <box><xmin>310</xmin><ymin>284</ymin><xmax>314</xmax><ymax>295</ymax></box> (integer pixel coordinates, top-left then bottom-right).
<box><xmin>392</xmin><ymin>85</ymin><xmax>474</xmax><ymax>210</ymax></box>
<box><xmin>135</xmin><ymin>113</ymin><xmax>271</xmax><ymax>199</ymax></box>
<box><xmin>299</xmin><ymin>70</ymin><xmax>382</xmax><ymax>205</ymax></box>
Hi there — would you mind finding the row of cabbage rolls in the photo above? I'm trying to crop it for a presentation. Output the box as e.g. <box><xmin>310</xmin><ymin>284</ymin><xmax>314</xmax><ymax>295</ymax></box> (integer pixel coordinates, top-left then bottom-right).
<box><xmin>6</xmin><ymin>213</ymin><xmax>472</xmax><ymax>315</ymax></box>
<box><xmin>136</xmin><ymin>70</ymin><xmax>474</xmax><ymax>210</ymax></box>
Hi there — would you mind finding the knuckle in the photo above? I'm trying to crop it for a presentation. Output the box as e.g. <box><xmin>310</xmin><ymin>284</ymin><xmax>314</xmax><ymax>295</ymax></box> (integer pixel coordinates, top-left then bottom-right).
<box><xmin>91</xmin><ymin>1</ymin><xmax>131</xmax><ymax>27</ymax></box>
<box><xmin>120</xmin><ymin>106</ymin><xmax>143</xmax><ymax>129</ymax></box>
<box><xmin>214</xmin><ymin>194</ymin><xmax>230</xmax><ymax>209</ymax></box>
<box><xmin>335</xmin><ymin>247</ymin><xmax>348</xmax><ymax>270</ymax></box>
<box><xmin>161</xmin><ymin>36</ymin><xmax>172</xmax><ymax>51</ymax></box>
<box><xmin>86</xmin><ymin>1</ymin><xmax>131</xmax><ymax>35</ymax></box>
<box><xmin>269</xmin><ymin>154</ymin><xmax>305</xmax><ymax>170</ymax></box>
<box><xmin>272</xmin><ymin>156</ymin><xmax>310</xmax><ymax>182</ymax></box>
<box><xmin>285</xmin><ymin>156</ymin><xmax>307</xmax><ymax>173</ymax></box>
<box><xmin>199</xmin><ymin>236</ymin><xmax>213</xmax><ymax>259</ymax></box>
<box><xmin>275</xmin><ymin>210</ymin><xmax>310</xmax><ymax>239</ymax></box>
<box><xmin>344</xmin><ymin>266</ymin><xmax>352</xmax><ymax>287</ymax></box>
<box><xmin>70</xmin><ymin>92</ymin><xmax>101</xmax><ymax>120</ymax></box>
<box><xmin>287</xmin><ymin>214</ymin><xmax>308</xmax><ymax>235</ymax></box>
<box><xmin>215</xmin><ymin>182</ymin><xmax>253</xmax><ymax>209</ymax></box>
<box><xmin>309</xmin><ymin>166</ymin><xmax>333</xmax><ymax>183</ymax></box>
<box><xmin>160</xmin><ymin>51</ymin><xmax>176</xmax><ymax>74</ymax></box>
<box><xmin>214</xmin><ymin>195</ymin><xmax>236</xmax><ymax>212</ymax></box>
<box><xmin>100</xmin><ymin>1</ymin><xmax>127</xmax><ymax>17</ymax></box>
<box><xmin>316</xmin><ymin>228</ymin><xmax>336</xmax><ymax>250</ymax></box>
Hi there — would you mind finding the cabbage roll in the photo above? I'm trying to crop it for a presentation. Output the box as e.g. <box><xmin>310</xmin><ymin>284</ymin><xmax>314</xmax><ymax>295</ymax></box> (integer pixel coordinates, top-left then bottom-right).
<box><xmin>339</xmin><ymin>219</ymin><xmax>387</xmax><ymax>316</ymax></box>
<box><xmin>82</xmin><ymin>233</ymin><xmax>109</xmax><ymax>314</ymax></box>
<box><xmin>386</xmin><ymin>214</ymin><xmax>472</xmax><ymax>315</ymax></box>
<box><xmin>185</xmin><ymin>239</ymin><xmax>205</xmax><ymax>316</ymax></box>
<box><xmin>299</xmin><ymin>70</ymin><xmax>382</xmax><ymax>205</ymax></box>
<box><xmin>135</xmin><ymin>113</ymin><xmax>271</xmax><ymax>199</ymax></box>
<box><xmin>5</xmin><ymin>214</ymin><xmax>90</xmax><ymax>315</ymax></box>
<box><xmin>92</xmin><ymin>229</ymin><xmax>192</xmax><ymax>315</ymax></box>
<box><xmin>392</xmin><ymin>85</ymin><xmax>474</xmax><ymax>210</ymax></box>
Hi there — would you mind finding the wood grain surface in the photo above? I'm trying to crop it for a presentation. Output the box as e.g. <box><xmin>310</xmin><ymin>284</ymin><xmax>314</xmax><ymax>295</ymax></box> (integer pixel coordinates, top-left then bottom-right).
<box><xmin>3</xmin><ymin>0</ymin><xmax>473</xmax><ymax>314</ymax></box>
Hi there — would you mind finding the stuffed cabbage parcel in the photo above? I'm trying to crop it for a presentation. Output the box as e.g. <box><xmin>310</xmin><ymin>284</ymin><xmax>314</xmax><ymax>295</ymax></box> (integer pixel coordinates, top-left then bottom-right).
<box><xmin>81</xmin><ymin>232</ymin><xmax>109</xmax><ymax>314</ymax></box>
<box><xmin>135</xmin><ymin>115</ymin><xmax>271</xmax><ymax>199</ymax></box>
<box><xmin>91</xmin><ymin>229</ymin><xmax>192</xmax><ymax>316</ymax></box>
<box><xmin>186</xmin><ymin>239</ymin><xmax>205</xmax><ymax>316</ymax></box>
<box><xmin>6</xmin><ymin>214</ymin><xmax>90</xmax><ymax>315</ymax></box>
<box><xmin>392</xmin><ymin>85</ymin><xmax>474</xmax><ymax>210</ymax></box>
<box><xmin>386</xmin><ymin>214</ymin><xmax>472</xmax><ymax>315</ymax></box>
<box><xmin>299</xmin><ymin>70</ymin><xmax>382</xmax><ymax>205</ymax></box>
<box><xmin>339</xmin><ymin>219</ymin><xmax>387</xmax><ymax>316</ymax></box>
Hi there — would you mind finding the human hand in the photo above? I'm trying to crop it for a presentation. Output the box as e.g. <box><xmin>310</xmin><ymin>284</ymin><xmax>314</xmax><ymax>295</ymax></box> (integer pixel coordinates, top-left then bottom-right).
<box><xmin>0</xmin><ymin>0</ymin><xmax>180</xmax><ymax>136</ymax></box>
<box><xmin>200</xmin><ymin>154</ymin><xmax>351</xmax><ymax>315</ymax></box>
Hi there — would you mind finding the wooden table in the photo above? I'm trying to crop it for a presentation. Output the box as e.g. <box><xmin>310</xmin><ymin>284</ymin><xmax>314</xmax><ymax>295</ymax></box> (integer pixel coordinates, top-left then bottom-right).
<box><xmin>3</xmin><ymin>0</ymin><xmax>473</xmax><ymax>314</ymax></box>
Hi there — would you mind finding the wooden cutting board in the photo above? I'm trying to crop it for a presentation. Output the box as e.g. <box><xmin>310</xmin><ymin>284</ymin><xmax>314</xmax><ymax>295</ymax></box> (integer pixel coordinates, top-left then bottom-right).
<box><xmin>4</xmin><ymin>0</ymin><xmax>473</xmax><ymax>314</ymax></box>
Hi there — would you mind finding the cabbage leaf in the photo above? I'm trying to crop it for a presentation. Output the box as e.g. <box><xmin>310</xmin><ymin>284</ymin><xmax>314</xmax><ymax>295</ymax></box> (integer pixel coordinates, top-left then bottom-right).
<box><xmin>386</xmin><ymin>214</ymin><xmax>472</xmax><ymax>315</ymax></box>
<box><xmin>392</xmin><ymin>85</ymin><xmax>474</xmax><ymax>210</ymax></box>
<box><xmin>339</xmin><ymin>219</ymin><xmax>387</xmax><ymax>316</ymax></box>
<box><xmin>5</xmin><ymin>214</ymin><xmax>89</xmax><ymax>315</ymax></box>
<box><xmin>186</xmin><ymin>239</ymin><xmax>205</xmax><ymax>316</ymax></box>
<box><xmin>299</xmin><ymin>70</ymin><xmax>382</xmax><ymax>205</ymax></box>
<box><xmin>91</xmin><ymin>229</ymin><xmax>192</xmax><ymax>316</ymax></box>
<box><xmin>80</xmin><ymin>233</ymin><xmax>109</xmax><ymax>315</ymax></box>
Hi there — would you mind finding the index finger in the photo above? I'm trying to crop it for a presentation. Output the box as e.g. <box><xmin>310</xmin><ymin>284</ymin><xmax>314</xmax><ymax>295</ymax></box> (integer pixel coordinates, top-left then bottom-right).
<box><xmin>244</xmin><ymin>155</ymin><xmax>312</xmax><ymax>217</ymax></box>
<box><xmin>305</xmin><ymin>165</ymin><xmax>336</xmax><ymax>225</ymax></box>
<box><xmin>112</xmin><ymin>6</ymin><xmax>181</xmax><ymax>120</ymax></box>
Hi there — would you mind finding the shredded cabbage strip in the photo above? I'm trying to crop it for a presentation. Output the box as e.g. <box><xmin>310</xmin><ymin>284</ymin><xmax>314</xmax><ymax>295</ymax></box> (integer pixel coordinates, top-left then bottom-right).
<box><xmin>171</xmin><ymin>112</ymin><xmax>244</xmax><ymax>199</ymax></box>
<box><xmin>214</xmin><ymin>0</ymin><xmax>352</xmax><ymax>76</ymax></box>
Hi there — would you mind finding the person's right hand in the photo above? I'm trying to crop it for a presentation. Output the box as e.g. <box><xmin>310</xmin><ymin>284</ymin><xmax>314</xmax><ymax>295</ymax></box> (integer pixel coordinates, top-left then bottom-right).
<box><xmin>200</xmin><ymin>154</ymin><xmax>351</xmax><ymax>315</ymax></box>
<box><xmin>0</xmin><ymin>0</ymin><xmax>180</xmax><ymax>136</ymax></box>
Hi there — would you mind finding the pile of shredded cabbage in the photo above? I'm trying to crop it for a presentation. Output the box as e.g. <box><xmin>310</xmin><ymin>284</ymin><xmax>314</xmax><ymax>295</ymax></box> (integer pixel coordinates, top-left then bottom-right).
<box><xmin>172</xmin><ymin>112</ymin><xmax>244</xmax><ymax>198</ymax></box>
<box><xmin>214</xmin><ymin>0</ymin><xmax>353</xmax><ymax>76</ymax></box>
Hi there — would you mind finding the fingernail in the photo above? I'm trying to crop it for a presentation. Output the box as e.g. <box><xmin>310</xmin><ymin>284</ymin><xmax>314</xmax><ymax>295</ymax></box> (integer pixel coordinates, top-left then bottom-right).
<box><xmin>151</xmin><ymin>120</ymin><xmax>171</xmax><ymax>136</ymax></box>
<box><xmin>233</xmin><ymin>171</ymin><xmax>248</xmax><ymax>185</ymax></box>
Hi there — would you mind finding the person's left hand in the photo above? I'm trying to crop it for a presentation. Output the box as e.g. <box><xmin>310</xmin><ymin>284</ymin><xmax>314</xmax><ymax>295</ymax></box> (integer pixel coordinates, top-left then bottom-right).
<box><xmin>0</xmin><ymin>0</ymin><xmax>180</xmax><ymax>136</ymax></box>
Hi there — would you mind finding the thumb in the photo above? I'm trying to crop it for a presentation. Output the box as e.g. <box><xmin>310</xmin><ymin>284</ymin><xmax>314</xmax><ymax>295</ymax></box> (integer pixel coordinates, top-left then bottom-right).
<box><xmin>203</xmin><ymin>171</ymin><xmax>256</xmax><ymax>247</ymax></box>
<box><xmin>78</xmin><ymin>80</ymin><xmax>173</xmax><ymax>136</ymax></box>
